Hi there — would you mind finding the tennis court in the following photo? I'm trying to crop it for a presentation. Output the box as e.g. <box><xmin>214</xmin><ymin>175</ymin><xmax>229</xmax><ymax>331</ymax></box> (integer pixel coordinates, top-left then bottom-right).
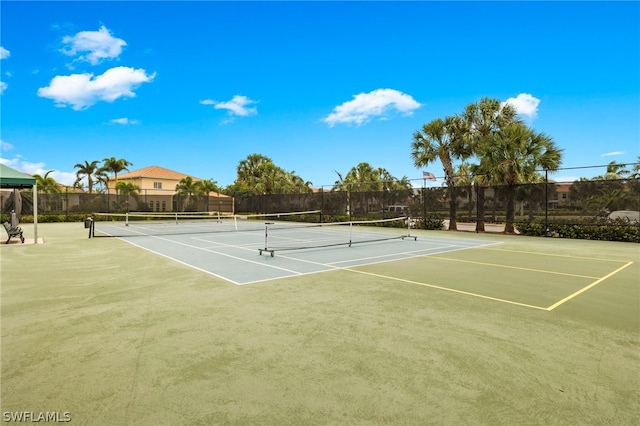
<box><xmin>2</xmin><ymin>221</ymin><xmax>638</xmax><ymax>425</ymax></box>
<box><xmin>90</xmin><ymin>212</ymin><xmax>634</xmax><ymax>313</ymax></box>
<box><xmin>92</xmin><ymin>213</ymin><xmax>499</xmax><ymax>285</ymax></box>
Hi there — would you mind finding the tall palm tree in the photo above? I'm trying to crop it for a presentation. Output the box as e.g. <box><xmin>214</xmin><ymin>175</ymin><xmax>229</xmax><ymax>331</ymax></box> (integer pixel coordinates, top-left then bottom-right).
<box><xmin>74</xmin><ymin>160</ymin><xmax>100</xmax><ymax>193</ymax></box>
<box><xmin>344</xmin><ymin>162</ymin><xmax>382</xmax><ymax>192</ymax></box>
<box><xmin>94</xmin><ymin>168</ymin><xmax>110</xmax><ymax>194</ymax></box>
<box><xmin>101</xmin><ymin>157</ymin><xmax>132</xmax><ymax>183</ymax></box>
<box><xmin>478</xmin><ymin>123</ymin><xmax>562</xmax><ymax>233</ymax></box>
<box><xmin>461</xmin><ymin>97</ymin><xmax>521</xmax><ymax>231</ymax></box>
<box><xmin>237</xmin><ymin>153</ymin><xmax>272</xmax><ymax>182</ymax></box>
<box><xmin>411</xmin><ymin>116</ymin><xmax>466</xmax><ymax>230</ymax></box>
<box><xmin>600</xmin><ymin>161</ymin><xmax>630</xmax><ymax>180</ymax></box>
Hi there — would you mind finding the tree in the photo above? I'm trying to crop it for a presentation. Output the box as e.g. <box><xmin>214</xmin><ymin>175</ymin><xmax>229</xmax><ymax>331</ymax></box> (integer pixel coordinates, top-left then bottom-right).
<box><xmin>514</xmin><ymin>172</ymin><xmax>553</xmax><ymax>220</ymax></box>
<box><xmin>476</xmin><ymin>123</ymin><xmax>562</xmax><ymax>233</ymax></box>
<box><xmin>228</xmin><ymin>153</ymin><xmax>312</xmax><ymax>196</ymax></box>
<box><xmin>460</xmin><ymin>97</ymin><xmax>521</xmax><ymax>231</ymax></box>
<box><xmin>94</xmin><ymin>168</ymin><xmax>110</xmax><ymax>194</ymax></box>
<box><xmin>33</xmin><ymin>170</ymin><xmax>60</xmax><ymax>193</ymax></box>
<box><xmin>599</xmin><ymin>161</ymin><xmax>630</xmax><ymax>180</ymax></box>
<box><xmin>115</xmin><ymin>181</ymin><xmax>141</xmax><ymax>211</ymax></box>
<box><xmin>332</xmin><ymin>163</ymin><xmax>410</xmax><ymax>214</ymax></box>
<box><xmin>101</xmin><ymin>157</ymin><xmax>132</xmax><ymax>183</ymax></box>
<box><xmin>74</xmin><ymin>160</ymin><xmax>100</xmax><ymax>193</ymax></box>
<box><xmin>411</xmin><ymin>116</ymin><xmax>466</xmax><ymax>230</ymax></box>
<box><xmin>175</xmin><ymin>176</ymin><xmax>199</xmax><ymax>211</ymax></box>
<box><xmin>337</xmin><ymin>162</ymin><xmax>383</xmax><ymax>192</ymax></box>
<box><xmin>195</xmin><ymin>179</ymin><xmax>221</xmax><ymax>211</ymax></box>
<box><xmin>237</xmin><ymin>153</ymin><xmax>272</xmax><ymax>183</ymax></box>
<box><xmin>32</xmin><ymin>170</ymin><xmax>61</xmax><ymax>212</ymax></box>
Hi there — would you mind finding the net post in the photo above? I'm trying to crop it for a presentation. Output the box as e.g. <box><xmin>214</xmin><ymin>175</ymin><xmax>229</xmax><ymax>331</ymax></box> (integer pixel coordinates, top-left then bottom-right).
<box><xmin>125</xmin><ymin>213</ymin><xmax>129</xmax><ymax>227</ymax></box>
<box><xmin>349</xmin><ymin>221</ymin><xmax>352</xmax><ymax>247</ymax></box>
<box><xmin>175</xmin><ymin>213</ymin><xmax>178</xmax><ymax>225</ymax></box>
<box><xmin>401</xmin><ymin>216</ymin><xmax>417</xmax><ymax>241</ymax></box>
<box><xmin>259</xmin><ymin>222</ymin><xmax>275</xmax><ymax>256</ymax></box>
<box><xmin>234</xmin><ymin>215</ymin><xmax>238</xmax><ymax>231</ymax></box>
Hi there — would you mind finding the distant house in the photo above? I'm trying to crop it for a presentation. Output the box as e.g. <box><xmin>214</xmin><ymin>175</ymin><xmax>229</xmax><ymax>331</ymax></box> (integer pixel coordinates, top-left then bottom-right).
<box><xmin>548</xmin><ymin>183</ymin><xmax>574</xmax><ymax>209</ymax></box>
<box><xmin>106</xmin><ymin>165</ymin><xmax>233</xmax><ymax>213</ymax></box>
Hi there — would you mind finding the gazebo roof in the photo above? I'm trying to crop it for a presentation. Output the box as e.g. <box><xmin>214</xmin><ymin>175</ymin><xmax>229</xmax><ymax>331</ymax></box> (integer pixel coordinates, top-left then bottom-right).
<box><xmin>0</xmin><ymin>163</ymin><xmax>36</xmax><ymax>188</ymax></box>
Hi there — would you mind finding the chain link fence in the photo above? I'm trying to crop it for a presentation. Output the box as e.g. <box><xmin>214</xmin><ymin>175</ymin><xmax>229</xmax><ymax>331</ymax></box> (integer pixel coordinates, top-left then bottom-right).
<box><xmin>2</xmin><ymin>164</ymin><xmax>638</xmax><ymax>240</ymax></box>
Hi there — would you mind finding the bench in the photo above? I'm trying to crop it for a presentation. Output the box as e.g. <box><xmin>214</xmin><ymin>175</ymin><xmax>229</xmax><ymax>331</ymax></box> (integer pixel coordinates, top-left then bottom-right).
<box><xmin>3</xmin><ymin>221</ymin><xmax>25</xmax><ymax>244</ymax></box>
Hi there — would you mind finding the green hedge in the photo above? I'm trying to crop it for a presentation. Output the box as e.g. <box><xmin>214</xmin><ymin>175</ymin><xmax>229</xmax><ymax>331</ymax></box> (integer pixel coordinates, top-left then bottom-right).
<box><xmin>515</xmin><ymin>219</ymin><xmax>639</xmax><ymax>243</ymax></box>
<box><xmin>0</xmin><ymin>213</ymin><xmax>91</xmax><ymax>224</ymax></box>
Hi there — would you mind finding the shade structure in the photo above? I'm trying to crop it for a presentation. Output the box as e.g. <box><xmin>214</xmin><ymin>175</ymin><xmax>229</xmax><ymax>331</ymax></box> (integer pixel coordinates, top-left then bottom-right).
<box><xmin>0</xmin><ymin>163</ymin><xmax>39</xmax><ymax>243</ymax></box>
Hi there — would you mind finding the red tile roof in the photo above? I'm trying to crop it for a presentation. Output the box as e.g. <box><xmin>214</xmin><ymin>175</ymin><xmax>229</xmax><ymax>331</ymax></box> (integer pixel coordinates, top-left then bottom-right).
<box><xmin>115</xmin><ymin>165</ymin><xmax>202</xmax><ymax>181</ymax></box>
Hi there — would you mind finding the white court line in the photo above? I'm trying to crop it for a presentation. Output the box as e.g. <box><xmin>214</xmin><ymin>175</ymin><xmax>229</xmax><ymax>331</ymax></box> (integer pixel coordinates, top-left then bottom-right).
<box><xmin>327</xmin><ymin>244</ymin><xmax>461</xmax><ymax>266</ymax></box>
<box><xmin>239</xmin><ymin>240</ymin><xmax>502</xmax><ymax>285</ymax></box>
<box><xmin>115</xmin><ymin>238</ymin><xmax>243</xmax><ymax>285</ymax></box>
<box><xmin>112</xmin><ymin>228</ymin><xmax>501</xmax><ymax>286</ymax></box>
<box><xmin>122</xmin><ymin>234</ymin><xmax>305</xmax><ymax>277</ymax></box>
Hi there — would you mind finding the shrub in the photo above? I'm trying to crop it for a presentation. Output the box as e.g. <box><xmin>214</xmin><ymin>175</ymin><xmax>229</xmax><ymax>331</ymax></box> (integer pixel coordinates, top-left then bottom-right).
<box><xmin>515</xmin><ymin>218</ymin><xmax>639</xmax><ymax>243</ymax></box>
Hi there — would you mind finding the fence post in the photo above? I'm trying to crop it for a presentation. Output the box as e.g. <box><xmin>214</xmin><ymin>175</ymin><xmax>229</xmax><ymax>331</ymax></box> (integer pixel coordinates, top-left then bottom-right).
<box><xmin>544</xmin><ymin>169</ymin><xmax>549</xmax><ymax>237</ymax></box>
<box><xmin>422</xmin><ymin>179</ymin><xmax>427</xmax><ymax>230</ymax></box>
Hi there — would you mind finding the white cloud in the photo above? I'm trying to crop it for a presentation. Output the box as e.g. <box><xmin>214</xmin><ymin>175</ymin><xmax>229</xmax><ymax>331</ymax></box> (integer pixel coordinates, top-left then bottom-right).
<box><xmin>0</xmin><ymin>81</ymin><xmax>6</xmax><ymax>95</ymax></box>
<box><xmin>0</xmin><ymin>155</ymin><xmax>77</xmax><ymax>186</ymax></box>
<box><xmin>60</xmin><ymin>25</ymin><xmax>126</xmax><ymax>65</ymax></box>
<box><xmin>51</xmin><ymin>171</ymin><xmax>78</xmax><ymax>187</ymax></box>
<box><xmin>109</xmin><ymin>117</ymin><xmax>140</xmax><ymax>125</ymax></box>
<box><xmin>1</xmin><ymin>140</ymin><xmax>14</xmax><ymax>152</ymax></box>
<box><xmin>601</xmin><ymin>151</ymin><xmax>624</xmax><ymax>157</ymax></box>
<box><xmin>0</xmin><ymin>156</ymin><xmax>46</xmax><ymax>175</ymax></box>
<box><xmin>201</xmin><ymin>95</ymin><xmax>258</xmax><ymax>122</ymax></box>
<box><xmin>37</xmin><ymin>66</ymin><xmax>156</xmax><ymax>110</ymax></box>
<box><xmin>322</xmin><ymin>88</ymin><xmax>422</xmax><ymax>127</ymax></box>
<box><xmin>0</xmin><ymin>46</ymin><xmax>10</xmax><ymax>59</ymax></box>
<box><xmin>503</xmin><ymin>93</ymin><xmax>540</xmax><ymax>120</ymax></box>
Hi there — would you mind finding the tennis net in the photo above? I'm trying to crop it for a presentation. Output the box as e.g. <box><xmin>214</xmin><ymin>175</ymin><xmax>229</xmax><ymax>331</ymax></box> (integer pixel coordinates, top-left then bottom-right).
<box><xmin>258</xmin><ymin>216</ymin><xmax>417</xmax><ymax>257</ymax></box>
<box><xmin>89</xmin><ymin>210</ymin><xmax>322</xmax><ymax>238</ymax></box>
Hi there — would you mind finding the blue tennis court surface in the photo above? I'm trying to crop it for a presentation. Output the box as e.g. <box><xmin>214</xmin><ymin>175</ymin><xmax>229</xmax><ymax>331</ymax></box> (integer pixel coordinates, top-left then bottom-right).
<box><xmin>101</xmin><ymin>223</ymin><xmax>499</xmax><ymax>285</ymax></box>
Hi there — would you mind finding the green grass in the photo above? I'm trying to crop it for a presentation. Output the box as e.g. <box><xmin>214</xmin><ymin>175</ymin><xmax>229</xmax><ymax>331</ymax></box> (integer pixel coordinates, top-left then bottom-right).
<box><xmin>1</xmin><ymin>223</ymin><xmax>638</xmax><ymax>425</ymax></box>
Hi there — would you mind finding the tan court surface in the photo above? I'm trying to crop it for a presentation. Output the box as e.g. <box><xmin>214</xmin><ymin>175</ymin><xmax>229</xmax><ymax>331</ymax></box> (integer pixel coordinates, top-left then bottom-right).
<box><xmin>1</xmin><ymin>222</ymin><xmax>639</xmax><ymax>425</ymax></box>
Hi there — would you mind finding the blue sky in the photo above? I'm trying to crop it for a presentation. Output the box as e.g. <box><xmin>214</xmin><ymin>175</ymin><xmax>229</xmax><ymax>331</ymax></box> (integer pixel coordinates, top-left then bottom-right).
<box><xmin>1</xmin><ymin>1</ymin><xmax>639</xmax><ymax>189</ymax></box>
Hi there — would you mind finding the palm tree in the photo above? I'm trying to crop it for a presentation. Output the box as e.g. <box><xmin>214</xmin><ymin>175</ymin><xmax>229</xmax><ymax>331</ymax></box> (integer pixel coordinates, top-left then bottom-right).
<box><xmin>175</xmin><ymin>176</ymin><xmax>199</xmax><ymax>211</ymax></box>
<box><xmin>344</xmin><ymin>162</ymin><xmax>382</xmax><ymax>191</ymax></box>
<box><xmin>411</xmin><ymin>116</ymin><xmax>466</xmax><ymax>230</ymax></box>
<box><xmin>281</xmin><ymin>171</ymin><xmax>313</xmax><ymax>194</ymax></box>
<box><xmin>32</xmin><ymin>170</ymin><xmax>60</xmax><ymax>212</ymax></box>
<box><xmin>477</xmin><ymin>123</ymin><xmax>562</xmax><ymax>233</ymax></box>
<box><xmin>101</xmin><ymin>157</ymin><xmax>132</xmax><ymax>183</ymax></box>
<box><xmin>460</xmin><ymin>97</ymin><xmax>521</xmax><ymax>231</ymax></box>
<box><xmin>195</xmin><ymin>179</ymin><xmax>220</xmax><ymax>211</ymax></box>
<box><xmin>33</xmin><ymin>170</ymin><xmax>60</xmax><ymax>193</ymax></box>
<box><xmin>115</xmin><ymin>181</ymin><xmax>141</xmax><ymax>211</ymax></box>
<box><xmin>237</xmin><ymin>153</ymin><xmax>272</xmax><ymax>182</ymax></box>
<box><xmin>599</xmin><ymin>161</ymin><xmax>630</xmax><ymax>180</ymax></box>
<box><xmin>514</xmin><ymin>172</ymin><xmax>550</xmax><ymax>220</ymax></box>
<box><xmin>74</xmin><ymin>160</ymin><xmax>100</xmax><ymax>193</ymax></box>
<box><xmin>94</xmin><ymin>168</ymin><xmax>110</xmax><ymax>194</ymax></box>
